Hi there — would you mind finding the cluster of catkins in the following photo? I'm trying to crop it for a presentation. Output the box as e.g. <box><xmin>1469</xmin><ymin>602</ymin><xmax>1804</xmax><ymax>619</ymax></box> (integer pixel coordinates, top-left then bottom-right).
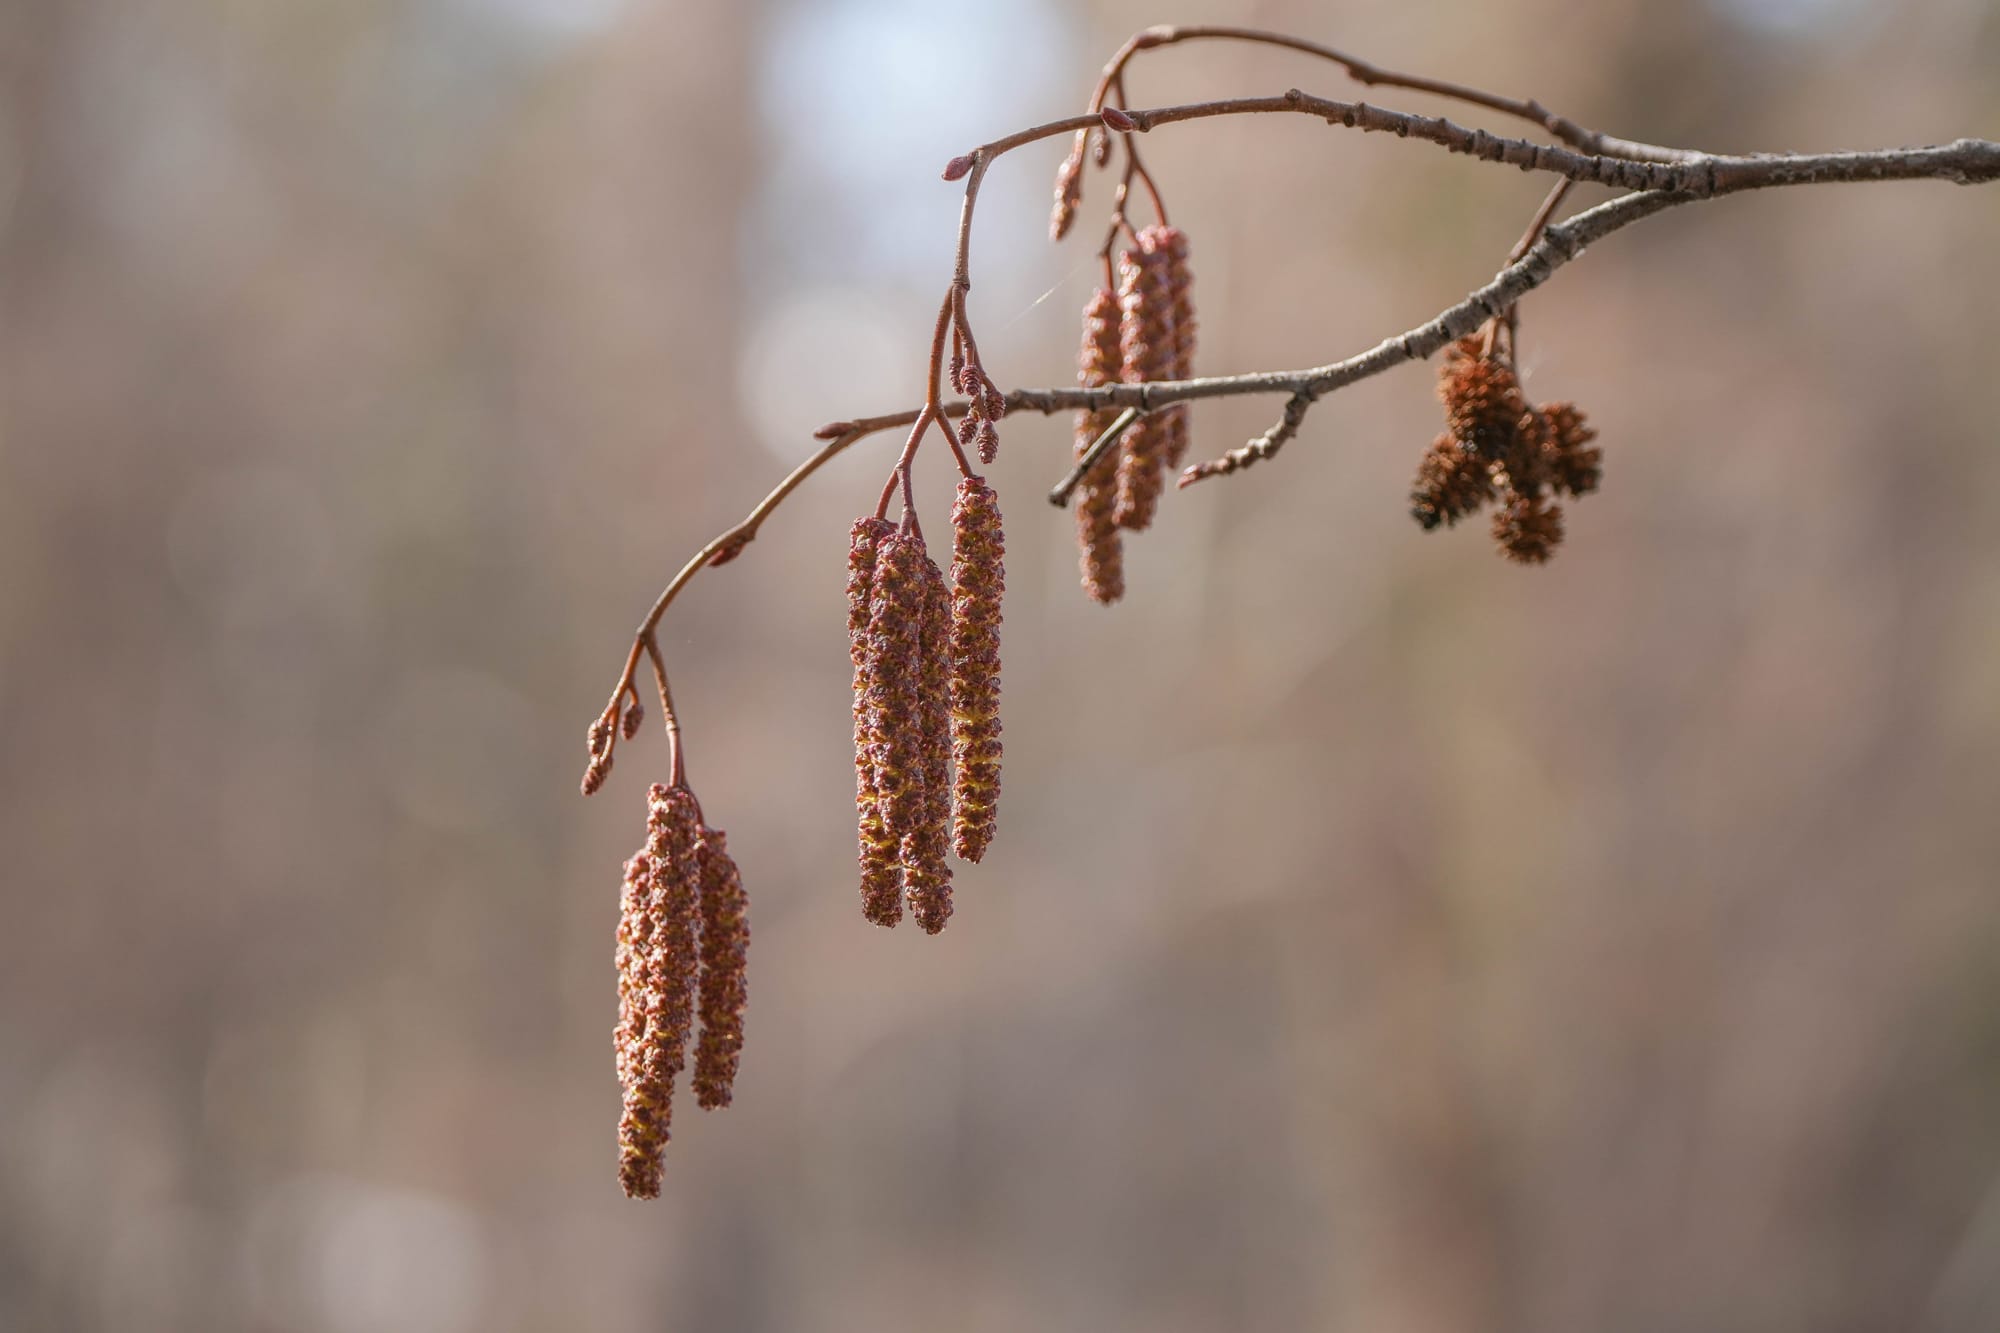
<box><xmin>1070</xmin><ymin>224</ymin><xmax>1197</xmax><ymax>603</ymax></box>
<box><xmin>1410</xmin><ymin>335</ymin><xmax>1603</xmax><ymax>562</ymax></box>
<box><xmin>847</xmin><ymin>477</ymin><xmax>1005</xmax><ymax>933</ymax></box>
<box><xmin>611</xmin><ymin>781</ymin><xmax>749</xmax><ymax>1197</ymax></box>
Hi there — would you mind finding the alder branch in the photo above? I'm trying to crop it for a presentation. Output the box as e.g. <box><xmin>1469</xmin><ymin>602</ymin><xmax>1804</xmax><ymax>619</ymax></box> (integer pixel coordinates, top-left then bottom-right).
<box><xmin>582</xmin><ymin>24</ymin><xmax>2000</xmax><ymax>1197</ymax></box>
<box><xmin>590</xmin><ymin>75</ymin><xmax>1997</xmax><ymax>771</ymax></box>
<box><xmin>844</xmin><ymin>132</ymin><xmax>1995</xmax><ymax>492</ymax></box>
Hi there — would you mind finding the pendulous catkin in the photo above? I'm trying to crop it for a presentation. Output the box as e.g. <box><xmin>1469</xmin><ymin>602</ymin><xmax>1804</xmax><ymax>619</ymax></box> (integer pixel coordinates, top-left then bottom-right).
<box><xmin>691</xmin><ymin>825</ymin><xmax>749</xmax><ymax>1109</ymax></box>
<box><xmin>1150</xmin><ymin>225</ymin><xmax>1197</xmax><ymax>468</ymax></box>
<box><xmin>864</xmin><ymin>533</ymin><xmax>928</xmax><ymax>848</ymax></box>
<box><xmin>1113</xmin><ymin>234</ymin><xmax>1178</xmax><ymax>531</ymax></box>
<box><xmin>615</xmin><ymin>782</ymin><xmax>701</xmax><ymax>1198</ymax></box>
<box><xmin>1075</xmin><ymin>286</ymin><xmax>1125</xmax><ymax>604</ymax></box>
<box><xmin>903</xmin><ymin>544</ymin><xmax>955</xmax><ymax>934</ymax></box>
<box><xmin>947</xmin><ymin>478</ymin><xmax>1004</xmax><ymax>863</ymax></box>
<box><xmin>847</xmin><ymin>517</ymin><xmax>903</xmax><ymax>926</ymax></box>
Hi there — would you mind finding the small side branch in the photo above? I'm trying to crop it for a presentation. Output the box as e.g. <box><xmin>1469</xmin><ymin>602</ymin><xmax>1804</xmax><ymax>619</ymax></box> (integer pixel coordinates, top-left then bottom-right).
<box><xmin>1180</xmin><ymin>392</ymin><xmax>1316</xmax><ymax>487</ymax></box>
<box><xmin>1048</xmin><ymin>407</ymin><xmax>1142</xmax><ymax>507</ymax></box>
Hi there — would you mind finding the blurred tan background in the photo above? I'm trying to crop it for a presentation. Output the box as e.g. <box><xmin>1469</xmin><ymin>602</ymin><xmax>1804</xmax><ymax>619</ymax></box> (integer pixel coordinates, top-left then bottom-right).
<box><xmin>5</xmin><ymin>0</ymin><xmax>2000</xmax><ymax>1329</ymax></box>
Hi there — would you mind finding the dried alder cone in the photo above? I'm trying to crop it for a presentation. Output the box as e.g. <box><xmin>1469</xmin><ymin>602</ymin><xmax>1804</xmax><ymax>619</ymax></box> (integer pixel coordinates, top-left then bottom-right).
<box><xmin>1410</xmin><ymin>336</ymin><xmax>1604</xmax><ymax>563</ymax></box>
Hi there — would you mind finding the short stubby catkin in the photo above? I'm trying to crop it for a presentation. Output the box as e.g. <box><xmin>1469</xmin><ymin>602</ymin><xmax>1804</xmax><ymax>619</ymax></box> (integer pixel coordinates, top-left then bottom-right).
<box><xmin>692</xmin><ymin>825</ymin><xmax>749</xmax><ymax>1110</ymax></box>
<box><xmin>1113</xmin><ymin>239</ymin><xmax>1178</xmax><ymax>532</ymax></box>
<box><xmin>1075</xmin><ymin>286</ymin><xmax>1125</xmax><ymax>603</ymax></box>
<box><xmin>1049</xmin><ymin>135</ymin><xmax>1086</xmax><ymax>241</ymax></box>
<box><xmin>947</xmin><ymin>478</ymin><xmax>1004</xmax><ymax>862</ymax></box>
<box><xmin>847</xmin><ymin>518</ymin><xmax>903</xmax><ymax>926</ymax></box>
<box><xmin>903</xmin><ymin>549</ymin><xmax>955</xmax><ymax>934</ymax></box>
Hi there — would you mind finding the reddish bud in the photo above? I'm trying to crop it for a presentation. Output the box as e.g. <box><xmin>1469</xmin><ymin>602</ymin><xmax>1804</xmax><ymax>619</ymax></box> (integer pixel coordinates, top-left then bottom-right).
<box><xmin>941</xmin><ymin>153</ymin><xmax>976</xmax><ymax>182</ymax></box>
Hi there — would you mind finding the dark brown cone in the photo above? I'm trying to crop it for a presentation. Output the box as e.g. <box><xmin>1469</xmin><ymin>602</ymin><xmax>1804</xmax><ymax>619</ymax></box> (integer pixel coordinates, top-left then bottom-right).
<box><xmin>1497</xmin><ymin>403</ymin><xmax>1556</xmax><ymax>499</ymax></box>
<box><xmin>1410</xmin><ymin>433</ymin><xmax>1497</xmax><ymax>530</ymax></box>
<box><xmin>691</xmin><ymin>825</ymin><xmax>749</xmax><ymax>1110</ymax></box>
<box><xmin>1075</xmin><ymin>287</ymin><xmax>1124</xmax><ymax>604</ymax></box>
<box><xmin>615</xmin><ymin>783</ymin><xmax>701</xmax><ymax>1198</ymax></box>
<box><xmin>1147</xmin><ymin>225</ymin><xmax>1197</xmax><ymax>468</ymax></box>
<box><xmin>865</xmin><ymin>533</ymin><xmax>928</xmax><ymax>844</ymax></box>
<box><xmin>620</xmin><ymin>697</ymin><xmax>645</xmax><ymax>740</ymax></box>
<box><xmin>947</xmin><ymin>478</ymin><xmax>1003</xmax><ymax>862</ymax></box>
<box><xmin>903</xmin><ymin>547</ymin><xmax>955</xmax><ymax>934</ymax></box>
<box><xmin>1113</xmin><ymin>239</ymin><xmax>1177</xmax><ymax>531</ymax></box>
<box><xmin>848</xmin><ymin>518</ymin><xmax>903</xmax><ymax>926</ymax></box>
<box><xmin>1539</xmin><ymin>401</ymin><xmax>1602</xmax><ymax>497</ymax></box>
<box><xmin>1438</xmin><ymin>337</ymin><xmax>1527</xmax><ymax>460</ymax></box>
<box><xmin>1493</xmin><ymin>493</ymin><xmax>1565</xmax><ymax>563</ymax></box>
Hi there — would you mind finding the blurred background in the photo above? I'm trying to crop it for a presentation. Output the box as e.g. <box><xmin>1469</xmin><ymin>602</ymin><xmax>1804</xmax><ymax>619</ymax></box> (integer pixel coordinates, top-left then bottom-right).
<box><xmin>4</xmin><ymin>0</ymin><xmax>2000</xmax><ymax>1329</ymax></box>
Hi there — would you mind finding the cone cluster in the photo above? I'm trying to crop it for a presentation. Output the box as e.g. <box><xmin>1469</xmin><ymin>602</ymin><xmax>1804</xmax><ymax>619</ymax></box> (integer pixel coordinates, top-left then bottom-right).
<box><xmin>847</xmin><ymin>484</ymin><xmax>1006</xmax><ymax>933</ymax></box>
<box><xmin>1410</xmin><ymin>336</ymin><xmax>1603</xmax><ymax>563</ymax></box>
<box><xmin>952</xmin><ymin>345</ymin><xmax>1006</xmax><ymax>467</ymax></box>
<box><xmin>614</xmin><ymin>782</ymin><xmax>750</xmax><ymax>1197</ymax></box>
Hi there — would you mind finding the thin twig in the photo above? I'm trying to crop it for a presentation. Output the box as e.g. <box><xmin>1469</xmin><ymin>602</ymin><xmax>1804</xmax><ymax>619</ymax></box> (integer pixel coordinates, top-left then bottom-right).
<box><xmin>1180</xmin><ymin>392</ymin><xmax>1317</xmax><ymax>487</ymax></box>
<box><xmin>1510</xmin><ymin>178</ymin><xmax>1576</xmax><ymax>263</ymax></box>
<box><xmin>1089</xmin><ymin>24</ymin><xmax>1701</xmax><ymax>165</ymax></box>
<box><xmin>645</xmin><ymin>640</ymin><xmax>685</xmax><ymax>789</ymax></box>
<box><xmin>1049</xmin><ymin>407</ymin><xmax>1143</xmax><ymax>507</ymax></box>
